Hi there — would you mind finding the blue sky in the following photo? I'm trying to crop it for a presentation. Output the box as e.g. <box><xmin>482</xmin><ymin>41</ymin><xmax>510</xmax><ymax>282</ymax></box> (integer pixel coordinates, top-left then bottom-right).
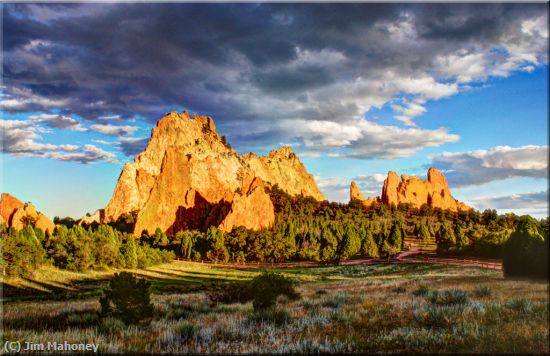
<box><xmin>1</xmin><ymin>3</ymin><xmax>548</xmax><ymax>219</ymax></box>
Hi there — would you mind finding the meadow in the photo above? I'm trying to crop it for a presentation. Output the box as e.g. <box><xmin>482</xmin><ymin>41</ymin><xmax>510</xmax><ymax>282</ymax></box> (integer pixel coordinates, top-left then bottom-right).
<box><xmin>2</xmin><ymin>261</ymin><xmax>548</xmax><ymax>354</ymax></box>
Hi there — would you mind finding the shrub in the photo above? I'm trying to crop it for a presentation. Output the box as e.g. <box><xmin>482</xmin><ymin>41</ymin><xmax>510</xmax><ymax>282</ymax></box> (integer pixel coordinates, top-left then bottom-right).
<box><xmin>473</xmin><ymin>286</ymin><xmax>492</xmax><ymax>298</ymax></box>
<box><xmin>437</xmin><ymin>289</ymin><xmax>470</xmax><ymax>306</ymax></box>
<box><xmin>207</xmin><ymin>281</ymin><xmax>253</xmax><ymax>304</ymax></box>
<box><xmin>414</xmin><ymin>305</ymin><xmax>462</xmax><ymax>329</ymax></box>
<box><xmin>248</xmin><ymin>307</ymin><xmax>291</xmax><ymax>326</ymax></box>
<box><xmin>503</xmin><ymin>216</ymin><xmax>548</xmax><ymax>279</ymax></box>
<box><xmin>177</xmin><ymin>322</ymin><xmax>199</xmax><ymax>341</ymax></box>
<box><xmin>412</xmin><ymin>285</ymin><xmax>432</xmax><ymax>297</ymax></box>
<box><xmin>323</xmin><ymin>292</ymin><xmax>350</xmax><ymax>309</ymax></box>
<box><xmin>506</xmin><ymin>298</ymin><xmax>533</xmax><ymax>314</ymax></box>
<box><xmin>100</xmin><ymin>272</ymin><xmax>154</xmax><ymax>324</ymax></box>
<box><xmin>98</xmin><ymin>317</ymin><xmax>126</xmax><ymax>334</ymax></box>
<box><xmin>249</xmin><ymin>270</ymin><xmax>300</xmax><ymax>311</ymax></box>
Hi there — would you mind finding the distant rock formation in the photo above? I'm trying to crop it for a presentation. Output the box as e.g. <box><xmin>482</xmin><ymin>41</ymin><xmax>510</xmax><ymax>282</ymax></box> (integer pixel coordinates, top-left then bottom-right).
<box><xmin>100</xmin><ymin>111</ymin><xmax>324</xmax><ymax>235</ymax></box>
<box><xmin>350</xmin><ymin>168</ymin><xmax>471</xmax><ymax>212</ymax></box>
<box><xmin>242</xmin><ymin>147</ymin><xmax>326</xmax><ymax>201</ymax></box>
<box><xmin>381</xmin><ymin>168</ymin><xmax>471</xmax><ymax>211</ymax></box>
<box><xmin>0</xmin><ymin>193</ymin><xmax>56</xmax><ymax>234</ymax></box>
<box><xmin>350</xmin><ymin>181</ymin><xmax>378</xmax><ymax>208</ymax></box>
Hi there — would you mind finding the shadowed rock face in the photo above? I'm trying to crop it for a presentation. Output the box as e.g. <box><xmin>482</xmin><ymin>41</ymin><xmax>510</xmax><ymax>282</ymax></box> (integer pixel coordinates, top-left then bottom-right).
<box><xmin>0</xmin><ymin>193</ymin><xmax>55</xmax><ymax>234</ymax></box>
<box><xmin>101</xmin><ymin>112</ymin><xmax>322</xmax><ymax>234</ymax></box>
<box><xmin>380</xmin><ymin>168</ymin><xmax>471</xmax><ymax>211</ymax></box>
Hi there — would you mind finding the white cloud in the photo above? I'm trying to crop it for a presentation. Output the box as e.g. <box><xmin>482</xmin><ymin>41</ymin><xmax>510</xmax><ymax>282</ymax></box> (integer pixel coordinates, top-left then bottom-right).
<box><xmin>430</xmin><ymin>145</ymin><xmax>548</xmax><ymax>186</ymax></box>
<box><xmin>0</xmin><ymin>120</ymin><xmax>116</xmax><ymax>164</ymax></box>
<box><xmin>90</xmin><ymin>124</ymin><xmax>139</xmax><ymax>136</ymax></box>
<box><xmin>467</xmin><ymin>190</ymin><xmax>548</xmax><ymax>218</ymax></box>
<box><xmin>47</xmin><ymin>144</ymin><xmax>117</xmax><ymax>164</ymax></box>
<box><xmin>283</xmin><ymin>118</ymin><xmax>459</xmax><ymax>159</ymax></box>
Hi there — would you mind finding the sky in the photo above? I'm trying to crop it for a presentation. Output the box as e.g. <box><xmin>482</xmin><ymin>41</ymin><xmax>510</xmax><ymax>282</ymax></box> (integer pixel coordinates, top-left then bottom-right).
<box><xmin>1</xmin><ymin>3</ymin><xmax>548</xmax><ymax>219</ymax></box>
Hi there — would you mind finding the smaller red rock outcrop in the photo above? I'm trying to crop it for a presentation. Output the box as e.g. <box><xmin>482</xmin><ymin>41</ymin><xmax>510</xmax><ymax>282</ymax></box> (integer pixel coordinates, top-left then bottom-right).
<box><xmin>0</xmin><ymin>193</ymin><xmax>56</xmax><ymax>234</ymax></box>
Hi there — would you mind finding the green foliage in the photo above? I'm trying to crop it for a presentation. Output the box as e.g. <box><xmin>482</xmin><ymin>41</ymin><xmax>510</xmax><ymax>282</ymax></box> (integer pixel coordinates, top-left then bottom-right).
<box><xmin>1</xmin><ymin>225</ymin><xmax>46</xmax><ymax>277</ymax></box>
<box><xmin>418</xmin><ymin>223</ymin><xmax>431</xmax><ymax>240</ymax></box>
<box><xmin>503</xmin><ymin>216</ymin><xmax>547</xmax><ymax>279</ymax></box>
<box><xmin>100</xmin><ymin>272</ymin><xmax>154</xmax><ymax>324</ymax></box>
<box><xmin>436</xmin><ymin>223</ymin><xmax>456</xmax><ymax>253</ymax></box>
<box><xmin>207</xmin><ymin>281</ymin><xmax>254</xmax><ymax>304</ymax></box>
<box><xmin>473</xmin><ymin>286</ymin><xmax>492</xmax><ymax>298</ymax></box>
<box><xmin>205</xmin><ymin>226</ymin><xmax>229</xmax><ymax>262</ymax></box>
<box><xmin>249</xmin><ymin>270</ymin><xmax>300</xmax><ymax>311</ymax></box>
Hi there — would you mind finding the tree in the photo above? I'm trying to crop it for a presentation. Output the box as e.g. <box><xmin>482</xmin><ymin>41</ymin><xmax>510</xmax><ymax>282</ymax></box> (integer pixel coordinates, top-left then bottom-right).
<box><xmin>503</xmin><ymin>216</ymin><xmax>547</xmax><ymax>279</ymax></box>
<box><xmin>152</xmin><ymin>228</ymin><xmax>168</xmax><ymax>248</ymax></box>
<box><xmin>436</xmin><ymin>223</ymin><xmax>456</xmax><ymax>254</ymax></box>
<box><xmin>205</xmin><ymin>226</ymin><xmax>229</xmax><ymax>263</ymax></box>
<box><xmin>122</xmin><ymin>234</ymin><xmax>138</xmax><ymax>269</ymax></box>
<box><xmin>419</xmin><ymin>224</ymin><xmax>431</xmax><ymax>240</ymax></box>
<box><xmin>360</xmin><ymin>226</ymin><xmax>379</xmax><ymax>257</ymax></box>
<box><xmin>100</xmin><ymin>272</ymin><xmax>154</xmax><ymax>324</ymax></box>
<box><xmin>337</xmin><ymin>225</ymin><xmax>361</xmax><ymax>261</ymax></box>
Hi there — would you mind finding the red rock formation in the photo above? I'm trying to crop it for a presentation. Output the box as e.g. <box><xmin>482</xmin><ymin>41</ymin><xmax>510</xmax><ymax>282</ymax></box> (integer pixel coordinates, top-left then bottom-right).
<box><xmin>242</xmin><ymin>146</ymin><xmax>326</xmax><ymax>201</ymax></box>
<box><xmin>350</xmin><ymin>181</ymin><xmax>377</xmax><ymax>208</ymax></box>
<box><xmin>0</xmin><ymin>193</ymin><xmax>24</xmax><ymax>225</ymax></box>
<box><xmin>380</xmin><ymin>168</ymin><xmax>471</xmax><ymax>211</ymax></box>
<box><xmin>102</xmin><ymin>112</ymin><xmax>323</xmax><ymax>235</ymax></box>
<box><xmin>0</xmin><ymin>193</ymin><xmax>56</xmax><ymax>234</ymax></box>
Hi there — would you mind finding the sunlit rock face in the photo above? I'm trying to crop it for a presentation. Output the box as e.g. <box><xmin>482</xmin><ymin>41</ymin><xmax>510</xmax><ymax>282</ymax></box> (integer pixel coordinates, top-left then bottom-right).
<box><xmin>0</xmin><ymin>193</ymin><xmax>55</xmax><ymax>235</ymax></box>
<box><xmin>381</xmin><ymin>168</ymin><xmax>471</xmax><ymax>211</ymax></box>
<box><xmin>102</xmin><ymin>112</ymin><xmax>324</xmax><ymax>235</ymax></box>
<box><xmin>349</xmin><ymin>181</ymin><xmax>378</xmax><ymax>208</ymax></box>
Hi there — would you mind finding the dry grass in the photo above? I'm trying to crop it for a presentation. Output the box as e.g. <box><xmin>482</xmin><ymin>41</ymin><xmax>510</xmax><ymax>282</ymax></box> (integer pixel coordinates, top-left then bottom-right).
<box><xmin>2</xmin><ymin>261</ymin><xmax>548</xmax><ymax>354</ymax></box>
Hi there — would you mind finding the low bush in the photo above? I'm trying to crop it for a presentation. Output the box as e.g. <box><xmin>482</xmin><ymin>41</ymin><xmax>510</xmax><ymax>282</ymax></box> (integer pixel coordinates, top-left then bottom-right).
<box><xmin>412</xmin><ymin>285</ymin><xmax>432</xmax><ymax>297</ymax></box>
<box><xmin>249</xmin><ymin>270</ymin><xmax>300</xmax><ymax>311</ymax></box>
<box><xmin>177</xmin><ymin>322</ymin><xmax>199</xmax><ymax>341</ymax></box>
<box><xmin>323</xmin><ymin>292</ymin><xmax>350</xmax><ymax>309</ymax></box>
<box><xmin>248</xmin><ymin>307</ymin><xmax>291</xmax><ymax>326</ymax></box>
<box><xmin>207</xmin><ymin>281</ymin><xmax>253</xmax><ymax>304</ymax></box>
<box><xmin>100</xmin><ymin>272</ymin><xmax>154</xmax><ymax>324</ymax></box>
<box><xmin>427</xmin><ymin>289</ymin><xmax>469</xmax><ymax>306</ymax></box>
<box><xmin>98</xmin><ymin>317</ymin><xmax>126</xmax><ymax>334</ymax></box>
<box><xmin>473</xmin><ymin>286</ymin><xmax>492</xmax><ymax>298</ymax></box>
<box><xmin>506</xmin><ymin>298</ymin><xmax>533</xmax><ymax>314</ymax></box>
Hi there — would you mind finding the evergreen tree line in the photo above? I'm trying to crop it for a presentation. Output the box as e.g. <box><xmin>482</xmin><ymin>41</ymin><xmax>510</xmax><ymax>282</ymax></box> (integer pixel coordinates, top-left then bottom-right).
<box><xmin>0</xmin><ymin>224</ymin><xmax>174</xmax><ymax>278</ymax></box>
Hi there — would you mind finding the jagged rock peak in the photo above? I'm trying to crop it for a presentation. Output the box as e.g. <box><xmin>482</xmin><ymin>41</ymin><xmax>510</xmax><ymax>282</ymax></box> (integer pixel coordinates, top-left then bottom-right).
<box><xmin>102</xmin><ymin>112</ymin><xmax>325</xmax><ymax>235</ymax></box>
<box><xmin>268</xmin><ymin>145</ymin><xmax>296</xmax><ymax>159</ymax></box>
<box><xmin>350</xmin><ymin>181</ymin><xmax>377</xmax><ymax>208</ymax></box>
<box><xmin>380</xmin><ymin>168</ymin><xmax>471</xmax><ymax>212</ymax></box>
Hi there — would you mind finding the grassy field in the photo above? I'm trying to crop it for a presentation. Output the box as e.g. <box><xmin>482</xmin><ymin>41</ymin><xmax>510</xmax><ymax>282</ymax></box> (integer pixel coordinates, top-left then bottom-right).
<box><xmin>2</xmin><ymin>261</ymin><xmax>548</xmax><ymax>354</ymax></box>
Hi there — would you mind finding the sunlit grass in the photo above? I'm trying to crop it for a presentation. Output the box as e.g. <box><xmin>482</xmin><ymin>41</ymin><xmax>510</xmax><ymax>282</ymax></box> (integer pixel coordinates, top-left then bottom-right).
<box><xmin>2</xmin><ymin>261</ymin><xmax>548</xmax><ymax>353</ymax></box>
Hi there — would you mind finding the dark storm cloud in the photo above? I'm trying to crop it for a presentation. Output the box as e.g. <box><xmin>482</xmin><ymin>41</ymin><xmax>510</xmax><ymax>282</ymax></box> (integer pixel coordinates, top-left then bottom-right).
<box><xmin>2</xmin><ymin>3</ymin><xmax>547</xmax><ymax>159</ymax></box>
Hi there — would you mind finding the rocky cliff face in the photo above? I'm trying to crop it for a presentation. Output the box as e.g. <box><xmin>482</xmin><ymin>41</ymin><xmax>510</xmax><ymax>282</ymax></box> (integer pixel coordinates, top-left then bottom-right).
<box><xmin>350</xmin><ymin>181</ymin><xmax>377</xmax><ymax>208</ymax></box>
<box><xmin>102</xmin><ymin>112</ymin><xmax>322</xmax><ymax>235</ymax></box>
<box><xmin>0</xmin><ymin>193</ymin><xmax>56</xmax><ymax>234</ymax></box>
<box><xmin>380</xmin><ymin>168</ymin><xmax>471</xmax><ymax>211</ymax></box>
<box><xmin>242</xmin><ymin>147</ymin><xmax>326</xmax><ymax>201</ymax></box>
<box><xmin>350</xmin><ymin>168</ymin><xmax>470</xmax><ymax>212</ymax></box>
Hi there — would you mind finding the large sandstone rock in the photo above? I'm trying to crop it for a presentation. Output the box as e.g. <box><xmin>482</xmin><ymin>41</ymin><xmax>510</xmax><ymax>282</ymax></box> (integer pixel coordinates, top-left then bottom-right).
<box><xmin>350</xmin><ymin>181</ymin><xmax>377</xmax><ymax>208</ymax></box>
<box><xmin>103</xmin><ymin>112</ymin><xmax>323</xmax><ymax>235</ymax></box>
<box><xmin>242</xmin><ymin>146</ymin><xmax>326</xmax><ymax>201</ymax></box>
<box><xmin>380</xmin><ymin>168</ymin><xmax>471</xmax><ymax>211</ymax></box>
<box><xmin>0</xmin><ymin>193</ymin><xmax>56</xmax><ymax>234</ymax></box>
<box><xmin>0</xmin><ymin>193</ymin><xmax>24</xmax><ymax>225</ymax></box>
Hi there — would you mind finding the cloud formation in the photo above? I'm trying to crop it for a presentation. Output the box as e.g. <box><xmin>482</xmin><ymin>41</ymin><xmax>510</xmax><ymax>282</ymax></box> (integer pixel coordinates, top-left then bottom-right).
<box><xmin>468</xmin><ymin>190</ymin><xmax>548</xmax><ymax>211</ymax></box>
<box><xmin>430</xmin><ymin>145</ymin><xmax>548</xmax><ymax>186</ymax></box>
<box><xmin>90</xmin><ymin>124</ymin><xmax>139</xmax><ymax>136</ymax></box>
<box><xmin>3</xmin><ymin>3</ymin><xmax>547</xmax><ymax>160</ymax></box>
<box><xmin>0</xmin><ymin>119</ymin><xmax>115</xmax><ymax>163</ymax></box>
